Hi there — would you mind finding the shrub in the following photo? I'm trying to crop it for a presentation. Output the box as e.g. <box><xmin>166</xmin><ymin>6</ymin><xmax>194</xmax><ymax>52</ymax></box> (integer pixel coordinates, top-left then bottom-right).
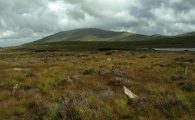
<box><xmin>177</xmin><ymin>82</ymin><xmax>195</xmax><ymax>92</ymax></box>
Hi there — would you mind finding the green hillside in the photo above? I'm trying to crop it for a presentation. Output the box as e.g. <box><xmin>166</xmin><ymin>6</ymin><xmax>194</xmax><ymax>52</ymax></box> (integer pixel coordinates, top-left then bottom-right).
<box><xmin>14</xmin><ymin>36</ymin><xmax>194</xmax><ymax>53</ymax></box>
<box><xmin>25</xmin><ymin>28</ymin><xmax>150</xmax><ymax>45</ymax></box>
<box><xmin>23</xmin><ymin>28</ymin><xmax>195</xmax><ymax>48</ymax></box>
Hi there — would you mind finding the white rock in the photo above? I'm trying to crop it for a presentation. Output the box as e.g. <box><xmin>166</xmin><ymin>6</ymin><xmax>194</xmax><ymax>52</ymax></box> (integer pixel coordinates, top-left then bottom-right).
<box><xmin>123</xmin><ymin>86</ymin><xmax>138</xmax><ymax>99</ymax></box>
<box><xmin>13</xmin><ymin>68</ymin><xmax>22</xmax><ymax>71</ymax></box>
<box><xmin>184</xmin><ymin>65</ymin><xmax>188</xmax><ymax>74</ymax></box>
<box><xmin>107</xmin><ymin>58</ymin><xmax>112</xmax><ymax>61</ymax></box>
<box><xmin>12</xmin><ymin>84</ymin><xmax>18</xmax><ymax>93</ymax></box>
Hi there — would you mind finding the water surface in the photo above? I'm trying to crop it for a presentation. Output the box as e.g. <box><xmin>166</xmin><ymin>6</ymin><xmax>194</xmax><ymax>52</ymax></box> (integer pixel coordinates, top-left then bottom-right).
<box><xmin>154</xmin><ymin>48</ymin><xmax>195</xmax><ymax>52</ymax></box>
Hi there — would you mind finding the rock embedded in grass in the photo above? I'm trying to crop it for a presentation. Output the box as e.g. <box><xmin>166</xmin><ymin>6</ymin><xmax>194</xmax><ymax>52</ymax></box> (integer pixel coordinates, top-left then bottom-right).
<box><xmin>107</xmin><ymin>58</ymin><xmax>112</xmax><ymax>61</ymax></box>
<box><xmin>12</xmin><ymin>84</ymin><xmax>18</xmax><ymax>94</ymax></box>
<box><xmin>13</xmin><ymin>68</ymin><xmax>22</xmax><ymax>71</ymax></box>
<box><xmin>123</xmin><ymin>86</ymin><xmax>138</xmax><ymax>99</ymax></box>
<box><xmin>123</xmin><ymin>86</ymin><xmax>143</xmax><ymax>106</ymax></box>
<box><xmin>13</xmin><ymin>68</ymin><xmax>32</xmax><ymax>71</ymax></box>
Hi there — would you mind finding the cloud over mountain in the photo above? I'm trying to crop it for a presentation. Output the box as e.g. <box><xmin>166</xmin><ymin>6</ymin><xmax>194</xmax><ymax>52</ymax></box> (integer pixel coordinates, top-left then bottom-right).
<box><xmin>0</xmin><ymin>0</ymin><xmax>195</xmax><ymax>47</ymax></box>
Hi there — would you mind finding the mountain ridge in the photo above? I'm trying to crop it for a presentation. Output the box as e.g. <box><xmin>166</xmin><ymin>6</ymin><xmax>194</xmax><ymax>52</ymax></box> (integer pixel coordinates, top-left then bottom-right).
<box><xmin>24</xmin><ymin>28</ymin><xmax>195</xmax><ymax>45</ymax></box>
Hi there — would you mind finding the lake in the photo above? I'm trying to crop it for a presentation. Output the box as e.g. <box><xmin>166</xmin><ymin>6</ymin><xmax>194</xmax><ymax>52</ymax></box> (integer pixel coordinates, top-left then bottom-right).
<box><xmin>154</xmin><ymin>48</ymin><xmax>195</xmax><ymax>52</ymax></box>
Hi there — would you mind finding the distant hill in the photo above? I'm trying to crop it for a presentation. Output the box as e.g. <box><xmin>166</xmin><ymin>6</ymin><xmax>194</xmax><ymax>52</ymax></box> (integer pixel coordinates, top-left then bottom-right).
<box><xmin>24</xmin><ymin>28</ymin><xmax>153</xmax><ymax>45</ymax></box>
<box><xmin>24</xmin><ymin>28</ymin><xmax>195</xmax><ymax>45</ymax></box>
<box><xmin>176</xmin><ymin>32</ymin><xmax>195</xmax><ymax>37</ymax></box>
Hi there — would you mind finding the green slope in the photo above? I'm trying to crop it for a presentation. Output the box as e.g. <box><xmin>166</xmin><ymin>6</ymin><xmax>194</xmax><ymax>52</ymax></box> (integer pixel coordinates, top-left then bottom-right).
<box><xmin>24</xmin><ymin>28</ymin><xmax>195</xmax><ymax>47</ymax></box>
<box><xmin>25</xmin><ymin>28</ymin><xmax>149</xmax><ymax>45</ymax></box>
<box><xmin>17</xmin><ymin>35</ymin><xmax>194</xmax><ymax>52</ymax></box>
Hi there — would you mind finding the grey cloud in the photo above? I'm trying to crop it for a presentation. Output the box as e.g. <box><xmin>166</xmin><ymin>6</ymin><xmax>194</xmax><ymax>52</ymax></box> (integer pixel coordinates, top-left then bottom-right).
<box><xmin>67</xmin><ymin>9</ymin><xmax>85</xmax><ymax>20</ymax></box>
<box><xmin>64</xmin><ymin>0</ymin><xmax>142</xmax><ymax>18</ymax></box>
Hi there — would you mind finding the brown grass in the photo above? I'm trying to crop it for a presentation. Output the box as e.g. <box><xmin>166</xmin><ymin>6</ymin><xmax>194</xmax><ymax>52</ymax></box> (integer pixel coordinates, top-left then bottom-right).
<box><xmin>0</xmin><ymin>49</ymin><xmax>194</xmax><ymax>119</ymax></box>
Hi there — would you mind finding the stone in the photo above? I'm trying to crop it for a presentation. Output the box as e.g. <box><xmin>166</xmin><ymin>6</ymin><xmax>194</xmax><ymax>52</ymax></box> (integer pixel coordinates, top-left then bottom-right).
<box><xmin>123</xmin><ymin>86</ymin><xmax>138</xmax><ymax>99</ymax></box>
<box><xmin>107</xmin><ymin>58</ymin><xmax>112</xmax><ymax>61</ymax></box>
<box><xmin>13</xmin><ymin>68</ymin><xmax>22</xmax><ymax>71</ymax></box>
<box><xmin>184</xmin><ymin>65</ymin><xmax>188</xmax><ymax>74</ymax></box>
<box><xmin>12</xmin><ymin>84</ymin><xmax>18</xmax><ymax>94</ymax></box>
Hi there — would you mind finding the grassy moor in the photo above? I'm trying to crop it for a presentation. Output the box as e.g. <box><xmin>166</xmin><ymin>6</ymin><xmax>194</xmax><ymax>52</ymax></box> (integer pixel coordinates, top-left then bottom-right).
<box><xmin>1</xmin><ymin>0</ymin><xmax>195</xmax><ymax>119</ymax></box>
<box><xmin>0</xmin><ymin>41</ymin><xmax>195</xmax><ymax>120</ymax></box>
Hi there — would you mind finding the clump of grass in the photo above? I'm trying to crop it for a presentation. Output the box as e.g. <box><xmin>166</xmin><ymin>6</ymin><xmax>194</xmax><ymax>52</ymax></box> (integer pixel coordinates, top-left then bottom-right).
<box><xmin>8</xmin><ymin>71</ymin><xmax>26</xmax><ymax>82</ymax></box>
<box><xmin>43</xmin><ymin>104</ymin><xmax>62</xmax><ymax>120</ymax></box>
<box><xmin>177</xmin><ymin>81</ymin><xmax>195</xmax><ymax>92</ymax></box>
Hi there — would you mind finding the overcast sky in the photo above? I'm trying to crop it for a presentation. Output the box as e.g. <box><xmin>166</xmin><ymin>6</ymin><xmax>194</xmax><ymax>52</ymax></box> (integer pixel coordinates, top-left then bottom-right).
<box><xmin>0</xmin><ymin>0</ymin><xmax>195</xmax><ymax>47</ymax></box>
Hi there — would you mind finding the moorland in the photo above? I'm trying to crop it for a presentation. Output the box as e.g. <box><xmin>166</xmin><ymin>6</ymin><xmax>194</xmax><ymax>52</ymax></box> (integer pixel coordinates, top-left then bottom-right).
<box><xmin>1</xmin><ymin>28</ymin><xmax>195</xmax><ymax>120</ymax></box>
<box><xmin>0</xmin><ymin>40</ymin><xmax>195</xmax><ymax>120</ymax></box>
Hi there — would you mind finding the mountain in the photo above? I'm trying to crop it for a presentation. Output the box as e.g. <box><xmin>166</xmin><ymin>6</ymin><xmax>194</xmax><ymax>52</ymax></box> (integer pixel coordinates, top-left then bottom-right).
<box><xmin>25</xmin><ymin>28</ymin><xmax>153</xmax><ymax>45</ymax></box>
<box><xmin>24</xmin><ymin>28</ymin><xmax>194</xmax><ymax>45</ymax></box>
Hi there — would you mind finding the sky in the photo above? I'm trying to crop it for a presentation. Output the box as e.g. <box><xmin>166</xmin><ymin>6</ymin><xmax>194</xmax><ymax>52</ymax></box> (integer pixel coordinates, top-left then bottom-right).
<box><xmin>0</xmin><ymin>0</ymin><xmax>195</xmax><ymax>47</ymax></box>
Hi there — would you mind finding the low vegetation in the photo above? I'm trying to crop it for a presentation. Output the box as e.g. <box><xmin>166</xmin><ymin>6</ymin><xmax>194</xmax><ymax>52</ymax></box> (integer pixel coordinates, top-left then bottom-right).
<box><xmin>0</xmin><ymin>43</ymin><xmax>195</xmax><ymax>119</ymax></box>
<box><xmin>23</xmin><ymin>37</ymin><xmax>195</xmax><ymax>52</ymax></box>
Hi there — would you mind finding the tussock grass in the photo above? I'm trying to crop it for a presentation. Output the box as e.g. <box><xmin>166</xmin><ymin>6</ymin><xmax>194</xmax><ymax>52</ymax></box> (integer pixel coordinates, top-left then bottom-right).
<box><xmin>0</xmin><ymin>45</ymin><xmax>194</xmax><ymax>119</ymax></box>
